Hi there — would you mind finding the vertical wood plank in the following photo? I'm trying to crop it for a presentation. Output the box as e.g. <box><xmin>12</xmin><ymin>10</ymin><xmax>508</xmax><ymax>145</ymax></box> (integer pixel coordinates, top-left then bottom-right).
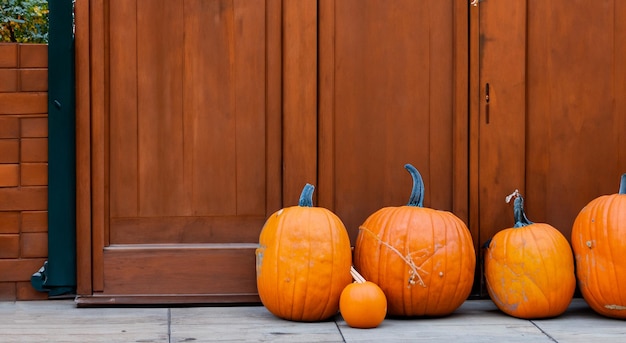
<box><xmin>232</xmin><ymin>0</ymin><xmax>266</xmax><ymax>215</ymax></box>
<box><xmin>468</xmin><ymin>0</ymin><xmax>480</xmax><ymax>245</ymax></box>
<box><xmin>74</xmin><ymin>0</ymin><xmax>92</xmax><ymax>295</ymax></box>
<box><xmin>428</xmin><ymin>0</ymin><xmax>454</xmax><ymax>212</ymax></box>
<box><xmin>525</xmin><ymin>0</ymin><xmax>623</xmax><ymax>234</ymax></box>
<box><xmin>265</xmin><ymin>0</ymin><xmax>283</xmax><ymax>215</ymax></box>
<box><xmin>183</xmin><ymin>0</ymin><xmax>237</xmax><ymax>216</ymax></box>
<box><xmin>108</xmin><ymin>0</ymin><xmax>138</xmax><ymax>218</ymax></box>
<box><xmin>317</xmin><ymin>0</ymin><xmax>335</xmax><ymax>211</ymax></box>
<box><xmin>618</xmin><ymin>1</ymin><xmax>626</xmax><ymax>175</ymax></box>
<box><xmin>136</xmin><ymin>0</ymin><xmax>187</xmax><ymax>216</ymax></box>
<box><xmin>282</xmin><ymin>0</ymin><xmax>318</xmax><ymax>206</ymax></box>
<box><xmin>452</xmin><ymin>0</ymin><xmax>469</xmax><ymax>227</ymax></box>
<box><xmin>90</xmin><ymin>0</ymin><xmax>106</xmax><ymax>292</ymax></box>
<box><xmin>476</xmin><ymin>0</ymin><xmax>527</xmax><ymax>246</ymax></box>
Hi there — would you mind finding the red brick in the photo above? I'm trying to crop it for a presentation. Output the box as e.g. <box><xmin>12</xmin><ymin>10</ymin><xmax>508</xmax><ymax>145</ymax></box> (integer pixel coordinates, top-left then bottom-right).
<box><xmin>0</xmin><ymin>69</ymin><xmax>18</xmax><ymax>92</ymax></box>
<box><xmin>0</xmin><ymin>187</ymin><xmax>47</xmax><ymax>211</ymax></box>
<box><xmin>0</xmin><ymin>212</ymin><xmax>20</xmax><ymax>233</ymax></box>
<box><xmin>0</xmin><ymin>164</ymin><xmax>19</xmax><ymax>187</ymax></box>
<box><xmin>17</xmin><ymin>281</ymin><xmax>48</xmax><ymax>300</ymax></box>
<box><xmin>21</xmin><ymin>137</ymin><xmax>48</xmax><ymax>162</ymax></box>
<box><xmin>21</xmin><ymin>211</ymin><xmax>47</xmax><ymax>233</ymax></box>
<box><xmin>0</xmin><ymin>258</ymin><xmax>46</xmax><ymax>282</ymax></box>
<box><xmin>21</xmin><ymin>163</ymin><xmax>48</xmax><ymax>186</ymax></box>
<box><xmin>0</xmin><ymin>92</ymin><xmax>48</xmax><ymax>115</ymax></box>
<box><xmin>0</xmin><ymin>117</ymin><xmax>20</xmax><ymax>138</ymax></box>
<box><xmin>0</xmin><ymin>139</ymin><xmax>19</xmax><ymax>163</ymax></box>
<box><xmin>0</xmin><ymin>234</ymin><xmax>20</xmax><ymax>258</ymax></box>
<box><xmin>20</xmin><ymin>117</ymin><xmax>48</xmax><ymax>138</ymax></box>
<box><xmin>0</xmin><ymin>44</ymin><xmax>18</xmax><ymax>68</ymax></box>
<box><xmin>20</xmin><ymin>69</ymin><xmax>48</xmax><ymax>92</ymax></box>
<box><xmin>21</xmin><ymin>232</ymin><xmax>48</xmax><ymax>258</ymax></box>
<box><xmin>0</xmin><ymin>282</ymin><xmax>17</xmax><ymax>301</ymax></box>
<box><xmin>19</xmin><ymin>44</ymin><xmax>48</xmax><ymax>68</ymax></box>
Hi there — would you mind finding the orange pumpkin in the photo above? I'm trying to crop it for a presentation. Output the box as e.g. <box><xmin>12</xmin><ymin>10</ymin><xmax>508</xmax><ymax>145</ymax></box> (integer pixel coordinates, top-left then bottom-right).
<box><xmin>340</xmin><ymin>267</ymin><xmax>387</xmax><ymax>329</ymax></box>
<box><xmin>353</xmin><ymin>164</ymin><xmax>476</xmax><ymax>317</ymax></box>
<box><xmin>571</xmin><ymin>174</ymin><xmax>626</xmax><ymax>319</ymax></box>
<box><xmin>484</xmin><ymin>190</ymin><xmax>575</xmax><ymax>319</ymax></box>
<box><xmin>255</xmin><ymin>183</ymin><xmax>352</xmax><ymax>322</ymax></box>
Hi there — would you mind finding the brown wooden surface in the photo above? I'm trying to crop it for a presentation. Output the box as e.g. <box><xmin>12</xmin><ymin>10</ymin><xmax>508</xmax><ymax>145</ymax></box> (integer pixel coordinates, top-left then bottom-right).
<box><xmin>473</xmin><ymin>0</ymin><xmax>527</xmax><ymax>249</ymax></box>
<box><xmin>75</xmin><ymin>0</ymin><xmax>626</xmax><ymax>302</ymax></box>
<box><xmin>74</xmin><ymin>0</ymin><xmax>91</xmax><ymax>296</ymax></box>
<box><xmin>282</xmin><ymin>0</ymin><xmax>318</xmax><ymax>205</ymax></box>
<box><xmin>102</xmin><ymin>244</ymin><xmax>258</xmax><ymax>295</ymax></box>
<box><xmin>524</xmin><ymin>1</ymin><xmax>626</xmax><ymax>235</ymax></box>
<box><xmin>318</xmin><ymin>0</ymin><xmax>467</xmax><ymax>243</ymax></box>
<box><xmin>474</xmin><ymin>0</ymin><xmax>626</xmax><ymax>250</ymax></box>
<box><xmin>77</xmin><ymin>0</ymin><xmax>283</xmax><ymax>301</ymax></box>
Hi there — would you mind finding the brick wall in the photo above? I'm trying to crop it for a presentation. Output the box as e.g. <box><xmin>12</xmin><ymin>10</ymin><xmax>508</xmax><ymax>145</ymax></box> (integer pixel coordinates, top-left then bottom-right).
<box><xmin>0</xmin><ymin>43</ymin><xmax>49</xmax><ymax>300</ymax></box>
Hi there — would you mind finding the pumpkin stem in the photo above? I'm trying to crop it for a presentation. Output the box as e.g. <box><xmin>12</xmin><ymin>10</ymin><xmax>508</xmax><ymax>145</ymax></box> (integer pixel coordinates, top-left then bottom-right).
<box><xmin>350</xmin><ymin>266</ymin><xmax>367</xmax><ymax>283</ymax></box>
<box><xmin>620</xmin><ymin>173</ymin><xmax>626</xmax><ymax>195</ymax></box>
<box><xmin>405</xmin><ymin>164</ymin><xmax>424</xmax><ymax>207</ymax></box>
<box><xmin>506</xmin><ymin>189</ymin><xmax>533</xmax><ymax>228</ymax></box>
<box><xmin>298</xmin><ymin>183</ymin><xmax>315</xmax><ymax>207</ymax></box>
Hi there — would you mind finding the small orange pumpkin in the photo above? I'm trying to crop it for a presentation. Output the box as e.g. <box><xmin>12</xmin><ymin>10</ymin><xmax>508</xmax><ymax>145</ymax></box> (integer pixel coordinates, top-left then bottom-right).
<box><xmin>256</xmin><ymin>184</ymin><xmax>352</xmax><ymax>322</ymax></box>
<box><xmin>571</xmin><ymin>174</ymin><xmax>626</xmax><ymax>319</ymax></box>
<box><xmin>353</xmin><ymin>164</ymin><xmax>476</xmax><ymax>317</ymax></box>
<box><xmin>484</xmin><ymin>190</ymin><xmax>575</xmax><ymax>319</ymax></box>
<box><xmin>340</xmin><ymin>266</ymin><xmax>387</xmax><ymax>329</ymax></box>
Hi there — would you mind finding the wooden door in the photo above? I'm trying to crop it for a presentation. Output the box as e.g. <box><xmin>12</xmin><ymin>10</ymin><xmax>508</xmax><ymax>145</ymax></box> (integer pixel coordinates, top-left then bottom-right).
<box><xmin>474</xmin><ymin>0</ymin><xmax>626</xmax><ymax>290</ymax></box>
<box><xmin>76</xmin><ymin>0</ymin><xmax>283</xmax><ymax>304</ymax></box>
<box><xmin>318</xmin><ymin>0</ymin><xmax>470</xmax><ymax>244</ymax></box>
<box><xmin>76</xmin><ymin>0</ymin><xmax>471</xmax><ymax>303</ymax></box>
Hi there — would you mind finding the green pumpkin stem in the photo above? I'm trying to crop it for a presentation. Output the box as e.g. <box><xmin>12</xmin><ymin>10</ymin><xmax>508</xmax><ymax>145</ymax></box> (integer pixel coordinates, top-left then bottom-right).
<box><xmin>620</xmin><ymin>173</ymin><xmax>626</xmax><ymax>195</ymax></box>
<box><xmin>405</xmin><ymin>164</ymin><xmax>424</xmax><ymax>207</ymax></box>
<box><xmin>298</xmin><ymin>183</ymin><xmax>315</xmax><ymax>207</ymax></box>
<box><xmin>506</xmin><ymin>190</ymin><xmax>533</xmax><ymax>228</ymax></box>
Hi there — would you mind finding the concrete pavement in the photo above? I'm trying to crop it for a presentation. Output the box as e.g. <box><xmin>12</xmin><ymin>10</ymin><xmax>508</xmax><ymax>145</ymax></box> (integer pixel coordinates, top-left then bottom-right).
<box><xmin>0</xmin><ymin>298</ymin><xmax>624</xmax><ymax>342</ymax></box>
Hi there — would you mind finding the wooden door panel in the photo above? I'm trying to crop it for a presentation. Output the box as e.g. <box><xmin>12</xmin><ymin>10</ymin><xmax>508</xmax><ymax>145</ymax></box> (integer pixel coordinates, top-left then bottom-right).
<box><xmin>80</xmin><ymin>0</ymin><xmax>282</xmax><ymax>302</ymax></box>
<box><xmin>525</xmin><ymin>0</ymin><xmax>626</xmax><ymax>234</ymax></box>
<box><xmin>102</xmin><ymin>245</ymin><xmax>258</xmax><ymax>296</ymax></box>
<box><xmin>319</xmin><ymin>0</ymin><xmax>467</xmax><ymax>242</ymax></box>
<box><xmin>476</xmin><ymin>0</ymin><xmax>626</xmax><ymax>248</ymax></box>
<box><xmin>109</xmin><ymin>0</ymin><xmax>269</xmax><ymax>223</ymax></box>
<box><xmin>109</xmin><ymin>217</ymin><xmax>264</xmax><ymax>244</ymax></box>
<box><xmin>473</xmin><ymin>0</ymin><xmax>527</xmax><ymax>247</ymax></box>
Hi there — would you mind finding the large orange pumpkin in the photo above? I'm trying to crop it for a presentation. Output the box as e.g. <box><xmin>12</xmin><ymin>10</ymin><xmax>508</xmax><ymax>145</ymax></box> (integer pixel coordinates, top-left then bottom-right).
<box><xmin>256</xmin><ymin>183</ymin><xmax>352</xmax><ymax>322</ymax></box>
<box><xmin>484</xmin><ymin>190</ymin><xmax>575</xmax><ymax>319</ymax></box>
<box><xmin>353</xmin><ymin>164</ymin><xmax>476</xmax><ymax>317</ymax></box>
<box><xmin>571</xmin><ymin>173</ymin><xmax>626</xmax><ymax>319</ymax></box>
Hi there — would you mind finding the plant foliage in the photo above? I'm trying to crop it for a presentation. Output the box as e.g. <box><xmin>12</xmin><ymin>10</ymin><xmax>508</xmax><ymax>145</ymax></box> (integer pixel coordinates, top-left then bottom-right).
<box><xmin>1</xmin><ymin>0</ymin><xmax>49</xmax><ymax>43</ymax></box>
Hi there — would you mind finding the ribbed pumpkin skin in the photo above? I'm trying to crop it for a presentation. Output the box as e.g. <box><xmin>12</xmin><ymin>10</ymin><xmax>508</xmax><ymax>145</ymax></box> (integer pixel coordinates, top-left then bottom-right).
<box><xmin>571</xmin><ymin>191</ymin><xmax>626</xmax><ymax>319</ymax></box>
<box><xmin>485</xmin><ymin>223</ymin><xmax>575</xmax><ymax>319</ymax></box>
<box><xmin>256</xmin><ymin>201</ymin><xmax>352</xmax><ymax>321</ymax></box>
<box><xmin>354</xmin><ymin>206</ymin><xmax>476</xmax><ymax>317</ymax></box>
<box><xmin>339</xmin><ymin>281</ymin><xmax>387</xmax><ymax>329</ymax></box>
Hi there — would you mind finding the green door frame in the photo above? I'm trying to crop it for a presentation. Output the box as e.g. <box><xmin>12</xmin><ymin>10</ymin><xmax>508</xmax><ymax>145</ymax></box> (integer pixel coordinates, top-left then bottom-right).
<box><xmin>31</xmin><ymin>0</ymin><xmax>76</xmax><ymax>297</ymax></box>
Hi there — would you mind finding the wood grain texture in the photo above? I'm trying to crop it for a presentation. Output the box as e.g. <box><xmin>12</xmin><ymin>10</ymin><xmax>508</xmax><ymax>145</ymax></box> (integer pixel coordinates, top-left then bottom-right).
<box><xmin>318</xmin><ymin>0</ymin><xmax>461</xmax><ymax>241</ymax></box>
<box><xmin>525</xmin><ymin>0</ymin><xmax>626</xmax><ymax>235</ymax></box>
<box><xmin>102</xmin><ymin>244</ymin><xmax>258</xmax><ymax>295</ymax></box>
<box><xmin>474</xmin><ymin>0</ymin><xmax>527</xmax><ymax>247</ymax></box>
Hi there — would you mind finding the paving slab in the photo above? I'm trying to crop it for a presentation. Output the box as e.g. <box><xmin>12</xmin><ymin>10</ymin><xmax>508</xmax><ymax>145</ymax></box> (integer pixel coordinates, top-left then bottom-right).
<box><xmin>337</xmin><ymin>300</ymin><xmax>553</xmax><ymax>343</ymax></box>
<box><xmin>0</xmin><ymin>300</ymin><xmax>168</xmax><ymax>343</ymax></box>
<box><xmin>170</xmin><ymin>306</ymin><xmax>344</xmax><ymax>343</ymax></box>
<box><xmin>532</xmin><ymin>299</ymin><xmax>626</xmax><ymax>343</ymax></box>
<box><xmin>0</xmin><ymin>298</ymin><xmax>623</xmax><ymax>342</ymax></box>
